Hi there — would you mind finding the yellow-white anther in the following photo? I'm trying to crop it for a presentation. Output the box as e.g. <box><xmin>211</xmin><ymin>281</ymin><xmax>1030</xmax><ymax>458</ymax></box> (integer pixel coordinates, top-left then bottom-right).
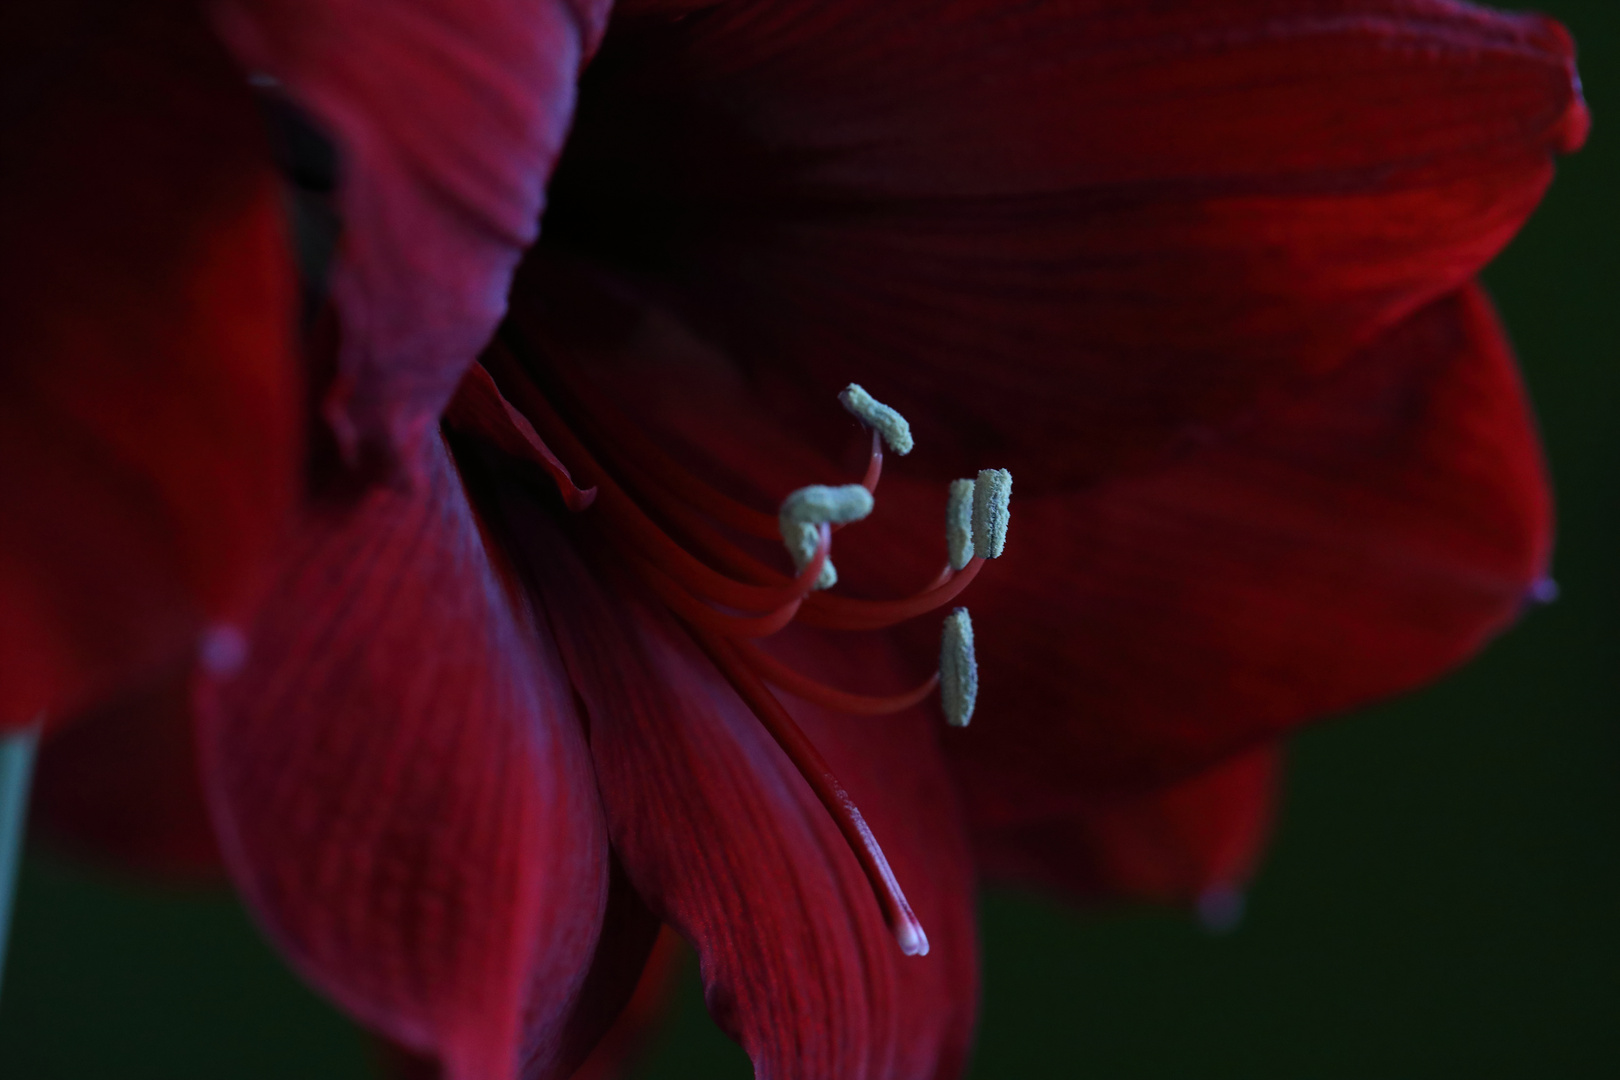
<box><xmin>779</xmin><ymin>484</ymin><xmax>874</xmax><ymax>590</ymax></box>
<box><xmin>940</xmin><ymin>608</ymin><xmax>978</xmax><ymax>727</ymax></box>
<box><xmin>839</xmin><ymin>383</ymin><xmax>914</xmax><ymax>456</ymax></box>
<box><xmin>946</xmin><ymin>479</ymin><xmax>975</xmax><ymax>571</ymax></box>
<box><xmin>971</xmin><ymin>468</ymin><xmax>1012</xmax><ymax>559</ymax></box>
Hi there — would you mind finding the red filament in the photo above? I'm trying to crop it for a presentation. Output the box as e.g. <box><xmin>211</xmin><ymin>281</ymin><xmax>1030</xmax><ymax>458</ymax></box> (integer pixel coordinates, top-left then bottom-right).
<box><xmin>799</xmin><ymin>558</ymin><xmax>985</xmax><ymax>631</ymax></box>
<box><xmin>740</xmin><ymin>642</ymin><xmax>940</xmax><ymax>715</ymax></box>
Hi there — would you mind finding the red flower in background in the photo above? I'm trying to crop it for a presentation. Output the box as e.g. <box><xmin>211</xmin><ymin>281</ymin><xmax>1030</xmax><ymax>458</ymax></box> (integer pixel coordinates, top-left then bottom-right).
<box><xmin>2</xmin><ymin>1</ymin><xmax>1587</xmax><ymax>1078</ymax></box>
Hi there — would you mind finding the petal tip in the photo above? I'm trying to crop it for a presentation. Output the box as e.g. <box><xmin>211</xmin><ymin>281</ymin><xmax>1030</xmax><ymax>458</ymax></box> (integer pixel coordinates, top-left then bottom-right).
<box><xmin>1195</xmin><ymin>885</ymin><xmax>1246</xmax><ymax>936</ymax></box>
<box><xmin>1553</xmin><ymin>95</ymin><xmax>1591</xmax><ymax>156</ymax></box>
<box><xmin>1526</xmin><ymin>12</ymin><xmax>1591</xmax><ymax>154</ymax></box>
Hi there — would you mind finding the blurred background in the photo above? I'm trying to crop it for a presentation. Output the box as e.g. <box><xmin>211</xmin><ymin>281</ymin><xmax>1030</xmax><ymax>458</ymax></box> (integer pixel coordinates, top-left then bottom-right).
<box><xmin>1</xmin><ymin>1</ymin><xmax>1614</xmax><ymax>1076</ymax></box>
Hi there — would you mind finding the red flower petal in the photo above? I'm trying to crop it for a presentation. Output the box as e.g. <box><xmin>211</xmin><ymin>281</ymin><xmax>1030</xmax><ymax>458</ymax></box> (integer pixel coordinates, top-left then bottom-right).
<box><xmin>550</xmin><ymin>0</ymin><xmax>1584</xmax><ymax>486</ymax></box>
<box><xmin>944</xmin><ymin>283</ymin><xmax>1549</xmax><ymax>797</ymax></box>
<box><xmin>30</xmin><ymin>667</ymin><xmax>223</xmax><ymax>879</ymax></box>
<box><xmin>211</xmin><ymin>0</ymin><xmax>613</xmax><ymax>469</ymax></box>
<box><xmin>510</xmin><ymin>507</ymin><xmax>977</xmax><ymax>1080</ymax></box>
<box><xmin>971</xmin><ymin>745</ymin><xmax>1281</xmax><ymax>911</ymax></box>
<box><xmin>0</xmin><ymin>0</ymin><xmax>300</xmax><ymax>729</ymax></box>
<box><xmin>374</xmin><ymin>888</ymin><xmax>670</xmax><ymax>1080</ymax></box>
<box><xmin>197</xmin><ymin>436</ymin><xmax>609</xmax><ymax>1079</ymax></box>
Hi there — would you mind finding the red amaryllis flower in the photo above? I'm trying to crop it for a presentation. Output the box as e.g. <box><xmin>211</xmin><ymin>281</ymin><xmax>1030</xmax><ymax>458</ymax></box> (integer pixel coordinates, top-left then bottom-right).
<box><xmin>3</xmin><ymin>0</ymin><xmax>1588</xmax><ymax>1078</ymax></box>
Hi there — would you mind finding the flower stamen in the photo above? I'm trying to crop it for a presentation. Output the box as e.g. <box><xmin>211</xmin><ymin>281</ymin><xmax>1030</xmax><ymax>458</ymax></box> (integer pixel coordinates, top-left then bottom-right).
<box><xmin>946</xmin><ymin>478</ymin><xmax>975</xmax><ymax>571</ymax></box>
<box><xmin>780</xmin><ymin>484</ymin><xmax>874</xmax><ymax>591</ymax></box>
<box><xmin>972</xmin><ymin>468</ymin><xmax>1012</xmax><ymax>559</ymax></box>
<box><xmin>839</xmin><ymin>383</ymin><xmax>914</xmax><ymax>456</ymax></box>
<box><xmin>940</xmin><ymin>608</ymin><xmax>978</xmax><ymax>727</ymax></box>
<box><xmin>479</xmin><ymin>330</ymin><xmax>1012</xmax><ymax>957</ymax></box>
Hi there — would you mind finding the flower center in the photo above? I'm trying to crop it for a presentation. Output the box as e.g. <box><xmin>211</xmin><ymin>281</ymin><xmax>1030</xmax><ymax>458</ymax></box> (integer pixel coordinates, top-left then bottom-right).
<box><xmin>452</xmin><ymin>329</ymin><xmax>1012</xmax><ymax>957</ymax></box>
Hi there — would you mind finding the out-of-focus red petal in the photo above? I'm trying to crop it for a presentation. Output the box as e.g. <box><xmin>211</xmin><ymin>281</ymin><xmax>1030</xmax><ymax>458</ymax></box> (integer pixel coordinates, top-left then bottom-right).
<box><xmin>197</xmin><ymin>436</ymin><xmax>609</xmax><ymax>1080</ymax></box>
<box><xmin>973</xmin><ymin>746</ymin><xmax>1281</xmax><ymax>911</ymax></box>
<box><xmin>211</xmin><ymin>0</ymin><xmax>613</xmax><ymax>470</ymax></box>
<box><xmin>30</xmin><ymin>667</ymin><xmax>223</xmax><ymax>879</ymax></box>
<box><xmin>942</xmin><ymin>284</ymin><xmax>1549</xmax><ymax>797</ymax></box>
<box><xmin>549</xmin><ymin>0</ymin><xmax>1584</xmax><ymax>486</ymax></box>
<box><xmin>374</xmin><ymin>1041</ymin><xmax>442</xmax><ymax>1080</ymax></box>
<box><xmin>373</xmin><ymin>927</ymin><xmax>681</xmax><ymax>1080</ymax></box>
<box><xmin>0</xmin><ymin>0</ymin><xmax>300</xmax><ymax>729</ymax></box>
<box><xmin>508</xmin><ymin>503</ymin><xmax>977</xmax><ymax>1080</ymax></box>
<box><xmin>565</xmin><ymin>927</ymin><xmax>684</xmax><ymax>1080</ymax></box>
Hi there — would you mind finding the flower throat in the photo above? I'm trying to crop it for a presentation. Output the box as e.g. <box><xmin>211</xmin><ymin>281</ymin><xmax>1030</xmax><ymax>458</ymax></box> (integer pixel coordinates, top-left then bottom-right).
<box><xmin>450</xmin><ymin>328</ymin><xmax>1012</xmax><ymax>958</ymax></box>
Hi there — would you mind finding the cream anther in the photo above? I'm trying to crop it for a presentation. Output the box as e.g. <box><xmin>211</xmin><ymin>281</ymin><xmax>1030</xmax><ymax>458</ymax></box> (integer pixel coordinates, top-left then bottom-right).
<box><xmin>779</xmin><ymin>484</ymin><xmax>874</xmax><ymax>590</ymax></box>
<box><xmin>839</xmin><ymin>383</ymin><xmax>914</xmax><ymax>456</ymax></box>
<box><xmin>780</xmin><ymin>484</ymin><xmax>874</xmax><ymax>527</ymax></box>
<box><xmin>946</xmin><ymin>479</ymin><xmax>975</xmax><ymax>571</ymax></box>
<box><xmin>971</xmin><ymin>468</ymin><xmax>1012</xmax><ymax>559</ymax></box>
<box><xmin>940</xmin><ymin>608</ymin><xmax>978</xmax><ymax>727</ymax></box>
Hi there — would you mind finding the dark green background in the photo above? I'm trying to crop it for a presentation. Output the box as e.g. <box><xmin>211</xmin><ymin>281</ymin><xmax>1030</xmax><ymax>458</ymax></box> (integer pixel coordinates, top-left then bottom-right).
<box><xmin>2</xmin><ymin>2</ymin><xmax>1613</xmax><ymax>1076</ymax></box>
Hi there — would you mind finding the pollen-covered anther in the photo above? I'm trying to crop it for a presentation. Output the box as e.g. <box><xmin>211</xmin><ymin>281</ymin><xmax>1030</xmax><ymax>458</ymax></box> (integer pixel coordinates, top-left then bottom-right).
<box><xmin>945</xmin><ymin>479</ymin><xmax>976</xmax><ymax>571</ymax></box>
<box><xmin>940</xmin><ymin>608</ymin><xmax>978</xmax><ymax>727</ymax></box>
<box><xmin>971</xmin><ymin>468</ymin><xmax>1012</xmax><ymax>559</ymax></box>
<box><xmin>839</xmin><ymin>383</ymin><xmax>914</xmax><ymax>456</ymax></box>
<box><xmin>779</xmin><ymin>484</ymin><xmax>875</xmax><ymax>590</ymax></box>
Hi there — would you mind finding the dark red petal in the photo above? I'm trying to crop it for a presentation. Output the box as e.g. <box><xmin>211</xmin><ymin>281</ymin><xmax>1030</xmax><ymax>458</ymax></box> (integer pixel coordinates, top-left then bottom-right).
<box><xmin>510</xmin><ymin>505</ymin><xmax>977</xmax><ymax>1080</ymax></box>
<box><xmin>197</xmin><ymin>436</ymin><xmax>609</xmax><ymax>1079</ymax></box>
<box><xmin>0</xmin><ymin>0</ymin><xmax>300</xmax><ymax>729</ymax></box>
<box><xmin>30</xmin><ymin>667</ymin><xmax>223</xmax><ymax>879</ymax></box>
<box><xmin>523</xmin><ymin>851</ymin><xmax>664</xmax><ymax>1079</ymax></box>
<box><xmin>972</xmin><ymin>746</ymin><xmax>1281</xmax><ymax>911</ymax></box>
<box><xmin>211</xmin><ymin>0</ymin><xmax>613</xmax><ymax>469</ymax></box>
<box><xmin>445</xmin><ymin>363</ymin><xmax>597</xmax><ymax>511</ymax></box>
<box><xmin>551</xmin><ymin>0</ymin><xmax>1584</xmax><ymax>486</ymax></box>
<box><xmin>944</xmin><ymin>284</ymin><xmax>1549</xmax><ymax>796</ymax></box>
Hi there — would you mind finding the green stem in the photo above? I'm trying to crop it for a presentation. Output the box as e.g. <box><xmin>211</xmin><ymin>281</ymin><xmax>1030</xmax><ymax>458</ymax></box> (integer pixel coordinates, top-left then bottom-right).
<box><xmin>0</xmin><ymin>726</ymin><xmax>39</xmax><ymax>1001</ymax></box>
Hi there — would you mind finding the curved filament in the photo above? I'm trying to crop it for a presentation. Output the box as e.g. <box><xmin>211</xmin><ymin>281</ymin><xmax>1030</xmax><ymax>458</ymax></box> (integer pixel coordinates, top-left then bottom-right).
<box><xmin>799</xmin><ymin>558</ymin><xmax>985</xmax><ymax>631</ymax></box>
<box><xmin>740</xmin><ymin>643</ymin><xmax>939</xmax><ymax>716</ymax></box>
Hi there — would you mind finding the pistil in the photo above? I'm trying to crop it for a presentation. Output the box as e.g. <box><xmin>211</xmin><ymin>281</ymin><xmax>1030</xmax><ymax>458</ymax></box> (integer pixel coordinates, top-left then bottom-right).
<box><xmin>699</xmin><ymin>634</ymin><xmax>931</xmax><ymax>957</ymax></box>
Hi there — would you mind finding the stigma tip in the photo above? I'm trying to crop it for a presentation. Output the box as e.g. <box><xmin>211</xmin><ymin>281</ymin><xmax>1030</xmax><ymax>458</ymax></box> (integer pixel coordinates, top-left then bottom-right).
<box><xmin>971</xmin><ymin>468</ymin><xmax>1012</xmax><ymax>559</ymax></box>
<box><xmin>940</xmin><ymin>608</ymin><xmax>978</xmax><ymax>727</ymax></box>
<box><xmin>1529</xmin><ymin>577</ymin><xmax>1560</xmax><ymax>605</ymax></box>
<box><xmin>839</xmin><ymin>383</ymin><xmax>914</xmax><ymax>456</ymax></box>
<box><xmin>946</xmin><ymin>479</ymin><xmax>975</xmax><ymax>570</ymax></box>
<box><xmin>895</xmin><ymin>917</ymin><xmax>930</xmax><ymax>957</ymax></box>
